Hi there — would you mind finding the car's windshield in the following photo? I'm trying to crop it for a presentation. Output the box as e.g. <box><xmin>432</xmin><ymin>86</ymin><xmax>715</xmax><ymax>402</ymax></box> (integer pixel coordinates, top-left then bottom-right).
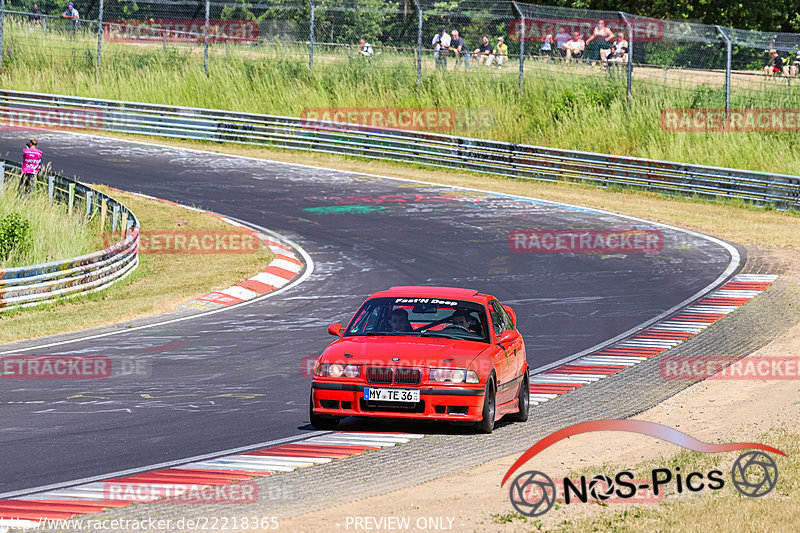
<box><xmin>344</xmin><ymin>296</ymin><xmax>490</xmax><ymax>342</ymax></box>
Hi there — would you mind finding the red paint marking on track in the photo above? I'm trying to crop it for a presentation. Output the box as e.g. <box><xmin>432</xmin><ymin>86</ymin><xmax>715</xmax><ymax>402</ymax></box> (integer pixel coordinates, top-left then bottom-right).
<box><xmin>262</xmin><ymin>265</ymin><xmax>296</xmax><ymax>279</ymax></box>
<box><xmin>0</xmin><ymin>500</ymin><xmax>111</xmax><ymax>513</ymax></box>
<box><xmin>0</xmin><ymin>508</ymin><xmax>74</xmax><ymax>520</ymax></box>
<box><xmin>237</xmin><ymin>279</ymin><xmax>277</xmax><ymax>294</ymax></box>
<box><xmin>273</xmin><ymin>253</ymin><xmax>302</xmax><ymax>265</ymax></box>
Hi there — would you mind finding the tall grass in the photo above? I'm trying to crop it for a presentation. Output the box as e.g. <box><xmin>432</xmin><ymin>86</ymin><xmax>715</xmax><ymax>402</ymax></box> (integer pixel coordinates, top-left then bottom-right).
<box><xmin>0</xmin><ymin>178</ymin><xmax>102</xmax><ymax>269</ymax></box>
<box><xmin>3</xmin><ymin>19</ymin><xmax>800</xmax><ymax>175</ymax></box>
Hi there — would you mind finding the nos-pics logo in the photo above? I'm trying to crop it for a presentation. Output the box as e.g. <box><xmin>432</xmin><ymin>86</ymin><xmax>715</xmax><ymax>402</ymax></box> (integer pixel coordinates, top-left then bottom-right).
<box><xmin>502</xmin><ymin>420</ymin><xmax>784</xmax><ymax>517</ymax></box>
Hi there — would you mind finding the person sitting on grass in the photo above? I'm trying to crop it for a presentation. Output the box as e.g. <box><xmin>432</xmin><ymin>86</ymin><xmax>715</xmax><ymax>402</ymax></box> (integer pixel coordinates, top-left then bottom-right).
<box><xmin>791</xmin><ymin>51</ymin><xmax>800</xmax><ymax>75</ymax></box>
<box><xmin>474</xmin><ymin>36</ymin><xmax>493</xmax><ymax>67</ymax></box>
<box><xmin>489</xmin><ymin>37</ymin><xmax>508</xmax><ymax>69</ymax></box>
<box><xmin>764</xmin><ymin>49</ymin><xmax>788</xmax><ymax>76</ymax></box>
<box><xmin>562</xmin><ymin>31</ymin><xmax>585</xmax><ymax>62</ymax></box>
<box><xmin>607</xmin><ymin>32</ymin><xmax>628</xmax><ymax>63</ymax></box>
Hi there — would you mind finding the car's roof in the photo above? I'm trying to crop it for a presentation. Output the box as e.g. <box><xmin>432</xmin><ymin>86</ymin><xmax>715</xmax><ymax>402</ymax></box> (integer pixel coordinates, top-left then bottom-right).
<box><xmin>369</xmin><ymin>286</ymin><xmax>490</xmax><ymax>302</ymax></box>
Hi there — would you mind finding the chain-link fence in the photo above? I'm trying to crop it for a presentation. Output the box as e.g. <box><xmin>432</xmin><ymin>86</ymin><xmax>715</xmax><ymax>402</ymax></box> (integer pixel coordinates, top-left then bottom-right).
<box><xmin>2</xmin><ymin>1</ymin><xmax>800</xmax><ymax>110</ymax></box>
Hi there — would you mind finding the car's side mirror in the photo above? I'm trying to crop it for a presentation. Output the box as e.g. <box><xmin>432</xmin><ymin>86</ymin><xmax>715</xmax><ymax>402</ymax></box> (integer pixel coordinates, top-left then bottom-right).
<box><xmin>502</xmin><ymin>305</ymin><xmax>517</xmax><ymax>327</ymax></box>
<box><xmin>328</xmin><ymin>323</ymin><xmax>344</xmax><ymax>337</ymax></box>
<box><xmin>497</xmin><ymin>330</ymin><xmax>519</xmax><ymax>345</ymax></box>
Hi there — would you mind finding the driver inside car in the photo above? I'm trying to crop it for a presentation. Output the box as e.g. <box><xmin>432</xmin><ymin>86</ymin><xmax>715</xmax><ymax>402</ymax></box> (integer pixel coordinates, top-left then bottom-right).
<box><xmin>448</xmin><ymin>310</ymin><xmax>472</xmax><ymax>329</ymax></box>
<box><xmin>390</xmin><ymin>308</ymin><xmax>414</xmax><ymax>332</ymax></box>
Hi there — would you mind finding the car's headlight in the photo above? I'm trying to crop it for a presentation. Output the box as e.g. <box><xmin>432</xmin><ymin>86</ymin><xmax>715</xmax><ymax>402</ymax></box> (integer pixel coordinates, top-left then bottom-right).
<box><xmin>429</xmin><ymin>368</ymin><xmax>479</xmax><ymax>383</ymax></box>
<box><xmin>315</xmin><ymin>363</ymin><xmax>360</xmax><ymax>378</ymax></box>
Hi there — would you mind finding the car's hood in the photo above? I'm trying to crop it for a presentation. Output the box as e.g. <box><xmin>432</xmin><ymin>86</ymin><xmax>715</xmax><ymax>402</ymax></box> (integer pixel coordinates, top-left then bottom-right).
<box><xmin>322</xmin><ymin>336</ymin><xmax>491</xmax><ymax>368</ymax></box>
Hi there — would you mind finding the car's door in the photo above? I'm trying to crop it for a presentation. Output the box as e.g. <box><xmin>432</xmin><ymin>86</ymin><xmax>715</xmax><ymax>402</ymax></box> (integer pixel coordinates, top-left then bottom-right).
<box><xmin>489</xmin><ymin>300</ymin><xmax>519</xmax><ymax>404</ymax></box>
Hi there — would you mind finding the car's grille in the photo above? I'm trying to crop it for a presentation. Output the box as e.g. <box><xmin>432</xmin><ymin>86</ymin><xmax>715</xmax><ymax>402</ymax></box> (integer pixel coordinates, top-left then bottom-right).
<box><xmin>394</xmin><ymin>368</ymin><xmax>421</xmax><ymax>385</ymax></box>
<box><xmin>365</xmin><ymin>367</ymin><xmax>393</xmax><ymax>384</ymax></box>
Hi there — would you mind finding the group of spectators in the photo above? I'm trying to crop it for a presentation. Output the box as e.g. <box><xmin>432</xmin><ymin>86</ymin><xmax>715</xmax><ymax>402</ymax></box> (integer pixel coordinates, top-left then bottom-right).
<box><xmin>432</xmin><ymin>27</ymin><xmax>508</xmax><ymax>71</ymax></box>
<box><xmin>27</xmin><ymin>2</ymin><xmax>80</xmax><ymax>31</ymax></box>
<box><xmin>764</xmin><ymin>49</ymin><xmax>800</xmax><ymax>76</ymax></box>
<box><xmin>540</xmin><ymin>20</ymin><xmax>628</xmax><ymax>67</ymax></box>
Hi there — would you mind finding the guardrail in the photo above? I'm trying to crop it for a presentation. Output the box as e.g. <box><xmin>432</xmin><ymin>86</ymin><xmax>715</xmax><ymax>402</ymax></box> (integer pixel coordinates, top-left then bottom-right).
<box><xmin>0</xmin><ymin>89</ymin><xmax>798</xmax><ymax>210</ymax></box>
<box><xmin>0</xmin><ymin>159</ymin><xmax>139</xmax><ymax>310</ymax></box>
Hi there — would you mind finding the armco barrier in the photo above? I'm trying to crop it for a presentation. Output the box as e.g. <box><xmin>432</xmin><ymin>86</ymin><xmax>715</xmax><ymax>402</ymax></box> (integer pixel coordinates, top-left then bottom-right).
<box><xmin>0</xmin><ymin>160</ymin><xmax>139</xmax><ymax>310</ymax></box>
<box><xmin>0</xmin><ymin>89</ymin><xmax>798</xmax><ymax>209</ymax></box>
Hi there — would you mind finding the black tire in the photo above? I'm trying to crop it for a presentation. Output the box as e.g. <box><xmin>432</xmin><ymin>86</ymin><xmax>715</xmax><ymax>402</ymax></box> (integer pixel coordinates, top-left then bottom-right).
<box><xmin>309</xmin><ymin>392</ymin><xmax>339</xmax><ymax>430</ymax></box>
<box><xmin>508</xmin><ymin>372</ymin><xmax>529</xmax><ymax>423</ymax></box>
<box><xmin>475</xmin><ymin>379</ymin><xmax>496</xmax><ymax>434</ymax></box>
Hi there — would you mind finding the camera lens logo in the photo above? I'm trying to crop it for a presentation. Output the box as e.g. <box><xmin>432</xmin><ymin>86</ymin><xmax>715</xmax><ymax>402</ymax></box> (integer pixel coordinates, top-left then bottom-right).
<box><xmin>731</xmin><ymin>451</ymin><xmax>779</xmax><ymax>497</ymax></box>
<box><xmin>508</xmin><ymin>471</ymin><xmax>556</xmax><ymax>517</ymax></box>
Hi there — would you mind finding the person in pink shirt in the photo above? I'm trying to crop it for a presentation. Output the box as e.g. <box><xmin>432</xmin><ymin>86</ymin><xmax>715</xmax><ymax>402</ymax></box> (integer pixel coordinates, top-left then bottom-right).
<box><xmin>21</xmin><ymin>139</ymin><xmax>42</xmax><ymax>194</ymax></box>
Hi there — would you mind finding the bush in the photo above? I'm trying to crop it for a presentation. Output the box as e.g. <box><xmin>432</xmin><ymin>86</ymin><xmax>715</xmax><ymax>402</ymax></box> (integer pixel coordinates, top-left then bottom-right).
<box><xmin>0</xmin><ymin>212</ymin><xmax>32</xmax><ymax>262</ymax></box>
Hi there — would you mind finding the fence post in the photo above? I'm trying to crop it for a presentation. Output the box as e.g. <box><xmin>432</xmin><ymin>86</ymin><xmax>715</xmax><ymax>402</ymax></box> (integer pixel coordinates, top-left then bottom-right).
<box><xmin>112</xmin><ymin>204</ymin><xmax>120</xmax><ymax>232</ymax></box>
<box><xmin>512</xmin><ymin>2</ymin><xmax>525</xmax><ymax>92</ymax></box>
<box><xmin>48</xmin><ymin>175</ymin><xmax>54</xmax><ymax>202</ymax></box>
<box><xmin>413</xmin><ymin>0</ymin><xmax>422</xmax><ymax>86</ymax></box>
<box><xmin>0</xmin><ymin>161</ymin><xmax>4</xmax><ymax>193</ymax></box>
<box><xmin>308</xmin><ymin>0</ymin><xmax>315</xmax><ymax>72</ymax></box>
<box><xmin>96</xmin><ymin>0</ymin><xmax>104</xmax><ymax>75</ymax></box>
<box><xmin>68</xmin><ymin>183</ymin><xmax>75</xmax><ymax>212</ymax></box>
<box><xmin>43</xmin><ymin>16</ymin><xmax>46</xmax><ymax>35</ymax></box>
<box><xmin>204</xmin><ymin>0</ymin><xmax>210</xmax><ymax>76</ymax></box>
<box><xmin>620</xmin><ymin>12</ymin><xmax>634</xmax><ymax>105</ymax></box>
<box><xmin>0</xmin><ymin>0</ymin><xmax>5</xmax><ymax>70</ymax></box>
<box><xmin>85</xmin><ymin>190</ymin><xmax>93</xmax><ymax>218</ymax></box>
<box><xmin>716</xmin><ymin>25</ymin><xmax>732</xmax><ymax>122</ymax></box>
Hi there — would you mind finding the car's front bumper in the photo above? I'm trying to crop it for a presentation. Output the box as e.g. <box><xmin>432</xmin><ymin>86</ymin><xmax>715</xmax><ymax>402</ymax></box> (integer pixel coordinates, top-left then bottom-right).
<box><xmin>311</xmin><ymin>381</ymin><xmax>486</xmax><ymax>421</ymax></box>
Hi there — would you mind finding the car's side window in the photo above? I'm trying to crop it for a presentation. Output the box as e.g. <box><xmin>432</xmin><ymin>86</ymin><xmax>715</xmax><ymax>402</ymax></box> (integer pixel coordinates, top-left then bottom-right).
<box><xmin>489</xmin><ymin>301</ymin><xmax>508</xmax><ymax>336</ymax></box>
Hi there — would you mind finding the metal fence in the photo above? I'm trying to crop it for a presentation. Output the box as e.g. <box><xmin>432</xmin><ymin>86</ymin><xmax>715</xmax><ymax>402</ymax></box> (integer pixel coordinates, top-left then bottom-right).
<box><xmin>3</xmin><ymin>1</ymin><xmax>800</xmax><ymax>108</ymax></box>
<box><xmin>1</xmin><ymin>89</ymin><xmax>797</xmax><ymax>210</ymax></box>
<box><xmin>0</xmin><ymin>157</ymin><xmax>139</xmax><ymax>310</ymax></box>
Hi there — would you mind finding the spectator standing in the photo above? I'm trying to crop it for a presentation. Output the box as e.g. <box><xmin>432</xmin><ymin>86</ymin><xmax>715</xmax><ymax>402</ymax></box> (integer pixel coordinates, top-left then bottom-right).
<box><xmin>540</xmin><ymin>30</ymin><xmax>554</xmax><ymax>63</ymax></box>
<box><xmin>359</xmin><ymin>38</ymin><xmax>374</xmax><ymax>59</ymax></box>
<box><xmin>554</xmin><ymin>26</ymin><xmax>570</xmax><ymax>58</ymax></box>
<box><xmin>62</xmin><ymin>2</ymin><xmax>79</xmax><ymax>32</ymax></box>
<box><xmin>432</xmin><ymin>27</ymin><xmax>451</xmax><ymax>71</ymax></box>
<box><xmin>607</xmin><ymin>32</ymin><xmax>628</xmax><ymax>63</ymax></box>
<box><xmin>585</xmin><ymin>19</ymin><xmax>614</xmax><ymax>66</ymax></box>
<box><xmin>489</xmin><ymin>36</ymin><xmax>508</xmax><ymax>69</ymax></box>
<box><xmin>29</xmin><ymin>4</ymin><xmax>44</xmax><ymax>24</ymax></box>
<box><xmin>473</xmin><ymin>36</ymin><xmax>493</xmax><ymax>66</ymax></box>
<box><xmin>562</xmin><ymin>31</ymin><xmax>585</xmax><ymax>62</ymax></box>
<box><xmin>450</xmin><ymin>30</ymin><xmax>470</xmax><ymax>70</ymax></box>
<box><xmin>21</xmin><ymin>139</ymin><xmax>42</xmax><ymax>194</ymax></box>
<box><xmin>764</xmin><ymin>50</ymin><xmax>787</xmax><ymax>76</ymax></box>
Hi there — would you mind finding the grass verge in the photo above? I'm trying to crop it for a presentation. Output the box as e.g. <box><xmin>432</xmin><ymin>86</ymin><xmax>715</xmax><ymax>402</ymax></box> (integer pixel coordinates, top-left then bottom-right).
<box><xmin>0</xmin><ymin>175</ymin><xmax>102</xmax><ymax>268</ymax></box>
<box><xmin>0</xmin><ymin>185</ymin><xmax>274</xmax><ymax>344</ymax></box>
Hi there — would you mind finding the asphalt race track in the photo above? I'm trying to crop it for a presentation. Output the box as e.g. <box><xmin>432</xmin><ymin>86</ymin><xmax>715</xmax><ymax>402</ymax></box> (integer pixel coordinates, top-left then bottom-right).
<box><xmin>0</xmin><ymin>131</ymin><xmax>738</xmax><ymax>495</ymax></box>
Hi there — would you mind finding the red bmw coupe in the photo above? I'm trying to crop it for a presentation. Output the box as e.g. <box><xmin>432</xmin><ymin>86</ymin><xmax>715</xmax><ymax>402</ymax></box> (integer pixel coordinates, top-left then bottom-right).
<box><xmin>309</xmin><ymin>286</ymin><xmax>529</xmax><ymax>433</ymax></box>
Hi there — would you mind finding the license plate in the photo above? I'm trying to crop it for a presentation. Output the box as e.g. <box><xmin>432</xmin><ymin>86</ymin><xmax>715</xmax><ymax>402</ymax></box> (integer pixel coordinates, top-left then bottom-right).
<box><xmin>363</xmin><ymin>387</ymin><xmax>420</xmax><ymax>403</ymax></box>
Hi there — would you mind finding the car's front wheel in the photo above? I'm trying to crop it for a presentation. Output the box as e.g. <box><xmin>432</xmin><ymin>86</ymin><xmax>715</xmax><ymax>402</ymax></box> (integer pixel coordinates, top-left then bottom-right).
<box><xmin>475</xmin><ymin>379</ymin><xmax>496</xmax><ymax>434</ymax></box>
<box><xmin>309</xmin><ymin>391</ymin><xmax>340</xmax><ymax>430</ymax></box>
